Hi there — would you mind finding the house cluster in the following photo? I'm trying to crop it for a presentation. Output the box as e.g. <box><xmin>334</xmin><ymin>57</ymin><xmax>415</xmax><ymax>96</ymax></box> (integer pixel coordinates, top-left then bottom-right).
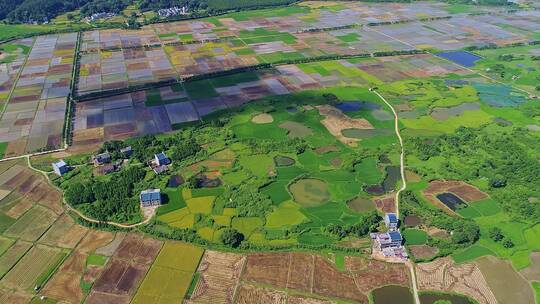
<box><xmin>149</xmin><ymin>152</ymin><xmax>170</xmax><ymax>174</ymax></box>
<box><xmin>92</xmin><ymin>146</ymin><xmax>133</xmax><ymax>175</ymax></box>
<box><xmin>371</xmin><ymin>213</ymin><xmax>408</xmax><ymax>260</ymax></box>
<box><xmin>158</xmin><ymin>6</ymin><xmax>188</xmax><ymax>18</ymax></box>
<box><xmin>88</xmin><ymin>12</ymin><xmax>116</xmax><ymax>22</ymax></box>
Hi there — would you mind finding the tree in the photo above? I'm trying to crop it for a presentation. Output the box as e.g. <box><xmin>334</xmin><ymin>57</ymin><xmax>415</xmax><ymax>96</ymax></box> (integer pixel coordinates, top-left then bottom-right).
<box><xmin>65</xmin><ymin>182</ymin><xmax>94</xmax><ymax>205</ymax></box>
<box><xmin>488</xmin><ymin>227</ymin><xmax>504</xmax><ymax>242</ymax></box>
<box><xmin>220</xmin><ymin>228</ymin><xmax>244</xmax><ymax>248</ymax></box>
<box><xmin>502</xmin><ymin>237</ymin><xmax>514</xmax><ymax>248</ymax></box>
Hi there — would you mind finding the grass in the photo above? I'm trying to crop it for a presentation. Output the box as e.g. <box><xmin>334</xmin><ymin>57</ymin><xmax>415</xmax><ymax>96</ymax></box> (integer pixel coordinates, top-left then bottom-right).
<box><xmin>232</xmin><ymin>217</ymin><xmax>263</xmax><ymax>237</ymax></box>
<box><xmin>186</xmin><ymin>196</ymin><xmax>215</xmax><ymax>215</ymax></box>
<box><xmin>532</xmin><ymin>281</ymin><xmax>540</xmax><ymax>304</ymax></box>
<box><xmin>452</xmin><ymin>244</ymin><xmax>496</xmax><ymax>263</ymax></box>
<box><xmin>184</xmin><ymin>80</ymin><xmax>219</xmax><ymax>99</ymax></box>
<box><xmin>0</xmin><ymin>212</ymin><xmax>16</xmax><ymax>233</ymax></box>
<box><xmin>157</xmin><ymin>188</ymin><xmax>187</xmax><ymax>216</ymax></box>
<box><xmin>403</xmin><ymin>229</ymin><xmax>428</xmax><ymax>245</ymax></box>
<box><xmin>86</xmin><ymin>254</ymin><xmax>107</xmax><ymax>266</ymax></box>
<box><xmin>186</xmin><ymin>272</ymin><xmax>200</xmax><ymax>298</ymax></box>
<box><xmin>265</xmin><ymin>200</ymin><xmax>307</xmax><ymax>228</ymax></box>
<box><xmin>0</xmin><ymin>24</ymin><xmax>52</xmax><ymax>42</ymax></box>
<box><xmin>209</xmin><ymin>71</ymin><xmax>259</xmax><ymax>87</ymax></box>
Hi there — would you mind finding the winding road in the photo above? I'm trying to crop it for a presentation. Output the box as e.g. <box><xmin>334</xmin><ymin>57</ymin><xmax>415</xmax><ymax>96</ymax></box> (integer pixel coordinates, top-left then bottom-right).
<box><xmin>373</xmin><ymin>89</ymin><xmax>421</xmax><ymax>304</ymax></box>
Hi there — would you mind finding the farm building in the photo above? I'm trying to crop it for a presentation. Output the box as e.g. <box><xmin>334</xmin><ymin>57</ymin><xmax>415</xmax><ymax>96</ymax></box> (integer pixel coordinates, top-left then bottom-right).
<box><xmin>153</xmin><ymin>165</ymin><xmax>168</xmax><ymax>175</ymax></box>
<box><xmin>384</xmin><ymin>213</ymin><xmax>399</xmax><ymax>231</ymax></box>
<box><xmin>372</xmin><ymin>231</ymin><xmax>403</xmax><ymax>250</ymax></box>
<box><xmin>52</xmin><ymin>160</ymin><xmax>69</xmax><ymax>176</ymax></box>
<box><xmin>155</xmin><ymin>152</ymin><xmax>170</xmax><ymax>166</ymax></box>
<box><xmin>140</xmin><ymin>189</ymin><xmax>162</xmax><ymax>207</ymax></box>
<box><xmin>93</xmin><ymin>152</ymin><xmax>111</xmax><ymax>165</ymax></box>
<box><xmin>121</xmin><ymin>146</ymin><xmax>133</xmax><ymax>158</ymax></box>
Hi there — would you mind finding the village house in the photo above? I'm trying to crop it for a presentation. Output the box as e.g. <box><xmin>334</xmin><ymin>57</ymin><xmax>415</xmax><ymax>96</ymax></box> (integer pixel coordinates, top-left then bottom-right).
<box><xmin>120</xmin><ymin>146</ymin><xmax>133</xmax><ymax>158</ymax></box>
<box><xmin>384</xmin><ymin>213</ymin><xmax>399</xmax><ymax>231</ymax></box>
<box><xmin>93</xmin><ymin>151</ymin><xmax>111</xmax><ymax>166</ymax></box>
<box><xmin>52</xmin><ymin>160</ymin><xmax>69</xmax><ymax>176</ymax></box>
<box><xmin>139</xmin><ymin>189</ymin><xmax>162</xmax><ymax>208</ymax></box>
<box><xmin>155</xmin><ymin>152</ymin><xmax>170</xmax><ymax>166</ymax></box>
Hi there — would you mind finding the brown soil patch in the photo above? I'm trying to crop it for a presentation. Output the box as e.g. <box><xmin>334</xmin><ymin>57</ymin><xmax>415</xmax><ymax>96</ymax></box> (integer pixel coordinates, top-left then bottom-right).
<box><xmin>86</xmin><ymin>291</ymin><xmax>130</xmax><ymax>304</ymax></box>
<box><xmin>409</xmin><ymin>245</ymin><xmax>438</xmax><ymax>260</ymax></box>
<box><xmin>38</xmin><ymin>214</ymin><xmax>88</xmax><ymax>248</ymax></box>
<box><xmin>114</xmin><ymin>233</ymin><xmax>162</xmax><ymax>264</ymax></box>
<box><xmin>394</xmin><ymin>103</ymin><xmax>413</xmax><ymax>111</ymax></box>
<box><xmin>330</xmin><ymin>157</ymin><xmax>342</xmax><ymax>167</ymax></box>
<box><xmin>316</xmin><ymin>105</ymin><xmax>373</xmax><ymax>146</ymax></box>
<box><xmin>189</xmin><ymin>250</ymin><xmax>245</xmax><ymax>303</ymax></box>
<box><xmin>403</xmin><ymin>215</ymin><xmax>422</xmax><ymax>227</ymax></box>
<box><xmin>314</xmin><ymin>145</ymin><xmax>340</xmax><ymax>154</ymax></box>
<box><xmin>520</xmin><ymin>252</ymin><xmax>540</xmax><ymax>280</ymax></box>
<box><xmin>4</xmin><ymin>138</ymin><xmax>27</xmax><ymax>158</ymax></box>
<box><xmin>373</xmin><ymin>195</ymin><xmax>396</xmax><ymax>213</ymax></box>
<box><xmin>83</xmin><ymin>265</ymin><xmax>104</xmax><ymax>283</ymax></box>
<box><xmin>416</xmin><ymin>257</ymin><xmax>497</xmax><ymax>304</ymax></box>
<box><xmin>92</xmin><ymin>258</ymin><xmax>147</xmax><ymax>296</ymax></box>
<box><xmin>42</xmin><ymin>252</ymin><xmax>87</xmax><ymax>303</ymax></box>
<box><xmin>427</xmin><ymin>227</ymin><xmax>450</xmax><ymax>238</ymax></box>
<box><xmin>251</xmin><ymin>113</ymin><xmax>274</xmax><ymax>124</ymax></box>
<box><xmin>344</xmin><ymin>256</ymin><xmax>410</xmax><ymax>293</ymax></box>
<box><xmin>235</xmin><ymin>283</ymin><xmax>287</xmax><ymax>304</ymax></box>
<box><xmin>77</xmin><ymin>230</ymin><xmax>116</xmax><ymax>254</ymax></box>
<box><xmin>243</xmin><ymin>252</ymin><xmax>290</xmax><ymax>288</ymax></box>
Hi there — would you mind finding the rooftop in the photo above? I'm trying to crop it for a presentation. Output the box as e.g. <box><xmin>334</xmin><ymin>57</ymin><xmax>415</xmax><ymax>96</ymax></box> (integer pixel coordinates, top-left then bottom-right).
<box><xmin>386</xmin><ymin>213</ymin><xmax>398</xmax><ymax>223</ymax></box>
<box><xmin>140</xmin><ymin>189</ymin><xmax>161</xmax><ymax>202</ymax></box>
<box><xmin>53</xmin><ymin>160</ymin><xmax>67</xmax><ymax>167</ymax></box>
<box><xmin>155</xmin><ymin>152</ymin><xmax>168</xmax><ymax>161</ymax></box>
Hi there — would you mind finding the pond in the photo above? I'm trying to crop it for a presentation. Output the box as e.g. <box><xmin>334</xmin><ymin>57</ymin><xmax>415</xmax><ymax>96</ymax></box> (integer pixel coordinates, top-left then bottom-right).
<box><xmin>274</xmin><ymin>155</ymin><xmax>295</xmax><ymax>167</ymax></box>
<box><xmin>336</xmin><ymin>101</ymin><xmax>380</xmax><ymax>112</ymax></box>
<box><xmin>436</xmin><ymin>192</ymin><xmax>468</xmax><ymax>211</ymax></box>
<box><xmin>289</xmin><ymin>178</ymin><xmax>330</xmax><ymax>207</ymax></box>
<box><xmin>372</xmin><ymin>285</ymin><xmax>414</xmax><ymax>304</ymax></box>
<box><xmin>420</xmin><ymin>293</ymin><xmax>476</xmax><ymax>304</ymax></box>
<box><xmin>436</xmin><ymin>51</ymin><xmax>482</xmax><ymax>67</ymax></box>
<box><xmin>167</xmin><ymin>175</ymin><xmax>184</xmax><ymax>188</ymax></box>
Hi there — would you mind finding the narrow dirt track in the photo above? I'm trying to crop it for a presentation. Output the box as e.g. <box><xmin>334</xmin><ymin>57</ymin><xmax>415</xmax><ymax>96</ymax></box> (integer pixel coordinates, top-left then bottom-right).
<box><xmin>373</xmin><ymin>89</ymin><xmax>420</xmax><ymax>304</ymax></box>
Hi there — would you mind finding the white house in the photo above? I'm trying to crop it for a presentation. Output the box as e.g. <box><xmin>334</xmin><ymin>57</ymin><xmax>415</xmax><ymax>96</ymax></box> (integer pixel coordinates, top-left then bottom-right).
<box><xmin>140</xmin><ymin>189</ymin><xmax>162</xmax><ymax>207</ymax></box>
<box><xmin>52</xmin><ymin>160</ymin><xmax>69</xmax><ymax>176</ymax></box>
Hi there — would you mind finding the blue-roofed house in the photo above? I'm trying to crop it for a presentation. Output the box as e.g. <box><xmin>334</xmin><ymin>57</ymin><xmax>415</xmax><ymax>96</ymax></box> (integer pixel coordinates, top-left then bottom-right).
<box><xmin>373</xmin><ymin>231</ymin><xmax>403</xmax><ymax>250</ymax></box>
<box><xmin>154</xmin><ymin>152</ymin><xmax>170</xmax><ymax>166</ymax></box>
<box><xmin>52</xmin><ymin>160</ymin><xmax>69</xmax><ymax>176</ymax></box>
<box><xmin>139</xmin><ymin>189</ymin><xmax>162</xmax><ymax>208</ymax></box>
<box><xmin>384</xmin><ymin>213</ymin><xmax>399</xmax><ymax>231</ymax></box>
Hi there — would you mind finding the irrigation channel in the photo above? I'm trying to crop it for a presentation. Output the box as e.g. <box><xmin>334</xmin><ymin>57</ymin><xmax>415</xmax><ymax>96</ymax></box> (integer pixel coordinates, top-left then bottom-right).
<box><xmin>372</xmin><ymin>89</ymin><xmax>420</xmax><ymax>304</ymax></box>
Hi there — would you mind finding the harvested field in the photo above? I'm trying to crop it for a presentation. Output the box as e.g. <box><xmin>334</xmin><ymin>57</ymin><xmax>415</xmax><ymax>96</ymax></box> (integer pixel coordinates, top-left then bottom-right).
<box><xmin>4</xmin><ymin>205</ymin><xmax>57</xmax><ymax>241</ymax></box>
<box><xmin>38</xmin><ymin>214</ymin><xmax>88</xmax><ymax>248</ymax></box>
<box><xmin>423</xmin><ymin>181</ymin><xmax>488</xmax><ymax>211</ymax></box>
<box><xmin>409</xmin><ymin>245</ymin><xmax>439</xmax><ymax>260</ymax></box>
<box><xmin>279</xmin><ymin>121</ymin><xmax>313</xmax><ymax>138</ymax></box>
<box><xmin>316</xmin><ymin>105</ymin><xmax>373</xmax><ymax>146</ymax></box>
<box><xmin>0</xmin><ymin>240</ymin><xmax>31</xmax><ymax>277</ymax></box>
<box><xmin>243</xmin><ymin>252</ymin><xmax>290</xmax><ymax>288</ymax></box>
<box><xmin>92</xmin><ymin>258</ymin><xmax>147</xmax><ymax>296</ymax></box>
<box><xmin>189</xmin><ymin>250</ymin><xmax>245</xmax><ymax>304</ymax></box>
<box><xmin>416</xmin><ymin>257</ymin><xmax>497</xmax><ymax>304</ymax></box>
<box><xmin>344</xmin><ymin>256</ymin><xmax>410</xmax><ymax>293</ymax></box>
<box><xmin>93</xmin><ymin>232</ymin><xmax>124</xmax><ymax>256</ymax></box>
<box><xmin>476</xmin><ymin>256</ymin><xmax>534</xmax><ymax>304</ymax></box>
<box><xmin>0</xmin><ymin>288</ymin><xmax>31</xmax><ymax>304</ymax></box>
<box><xmin>287</xmin><ymin>253</ymin><xmax>314</xmax><ymax>290</ymax></box>
<box><xmin>287</xmin><ymin>296</ymin><xmax>334</xmax><ymax>304</ymax></box>
<box><xmin>1</xmin><ymin>244</ymin><xmax>66</xmax><ymax>291</ymax></box>
<box><xmin>251</xmin><ymin>113</ymin><xmax>274</xmax><ymax>124</ymax></box>
<box><xmin>312</xmin><ymin>255</ymin><xmax>367</xmax><ymax>303</ymax></box>
<box><xmin>4</xmin><ymin>197</ymin><xmax>33</xmax><ymax>218</ymax></box>
<box><xmin>114</xmin><ymin>233</ymin><xmax>162</xmax><ymax>264</ymax></box>
<box><xmin>77</xmin><ymin>230</ymin><xmax>116</xmax><ymax>254</ymax></box>
<box><xmin>235</xmin><ymin>283</ymin><xmax>287</xmax><ymax>304</ymax></box>
<box><xmin>42</xmin><ymin>251</ymin><xmax>87</xmax><ymax>303</ymax></box>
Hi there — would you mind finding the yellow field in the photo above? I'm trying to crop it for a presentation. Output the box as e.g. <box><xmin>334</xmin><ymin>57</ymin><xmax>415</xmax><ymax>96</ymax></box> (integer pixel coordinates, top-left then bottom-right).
<box><xmin>131</xmin><ymin>242</ymin><xmax>203</xmax><ymax>304</ymax></box>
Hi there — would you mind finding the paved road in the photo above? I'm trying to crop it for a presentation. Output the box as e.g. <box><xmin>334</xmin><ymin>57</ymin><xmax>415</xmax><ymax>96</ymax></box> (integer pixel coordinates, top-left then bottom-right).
<box><xmin>373</xmin><ymin>89</ymin><xmax>420</xmax><ymax>304</ymax></box>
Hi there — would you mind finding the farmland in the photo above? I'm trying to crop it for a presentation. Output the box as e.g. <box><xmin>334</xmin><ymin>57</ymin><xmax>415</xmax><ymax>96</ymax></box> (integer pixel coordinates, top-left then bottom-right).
<box><xmin>0</xmin><ymin>0</ymin><xmax>539</xmax><ymax>302</ymax></box>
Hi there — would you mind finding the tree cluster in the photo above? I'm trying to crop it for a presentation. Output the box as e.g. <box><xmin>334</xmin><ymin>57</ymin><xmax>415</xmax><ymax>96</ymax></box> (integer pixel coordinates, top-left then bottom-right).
<box><xmin>324</xmin><ymin>211</ymin><xmax>381</xmax><ymax>240</ymax></box>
